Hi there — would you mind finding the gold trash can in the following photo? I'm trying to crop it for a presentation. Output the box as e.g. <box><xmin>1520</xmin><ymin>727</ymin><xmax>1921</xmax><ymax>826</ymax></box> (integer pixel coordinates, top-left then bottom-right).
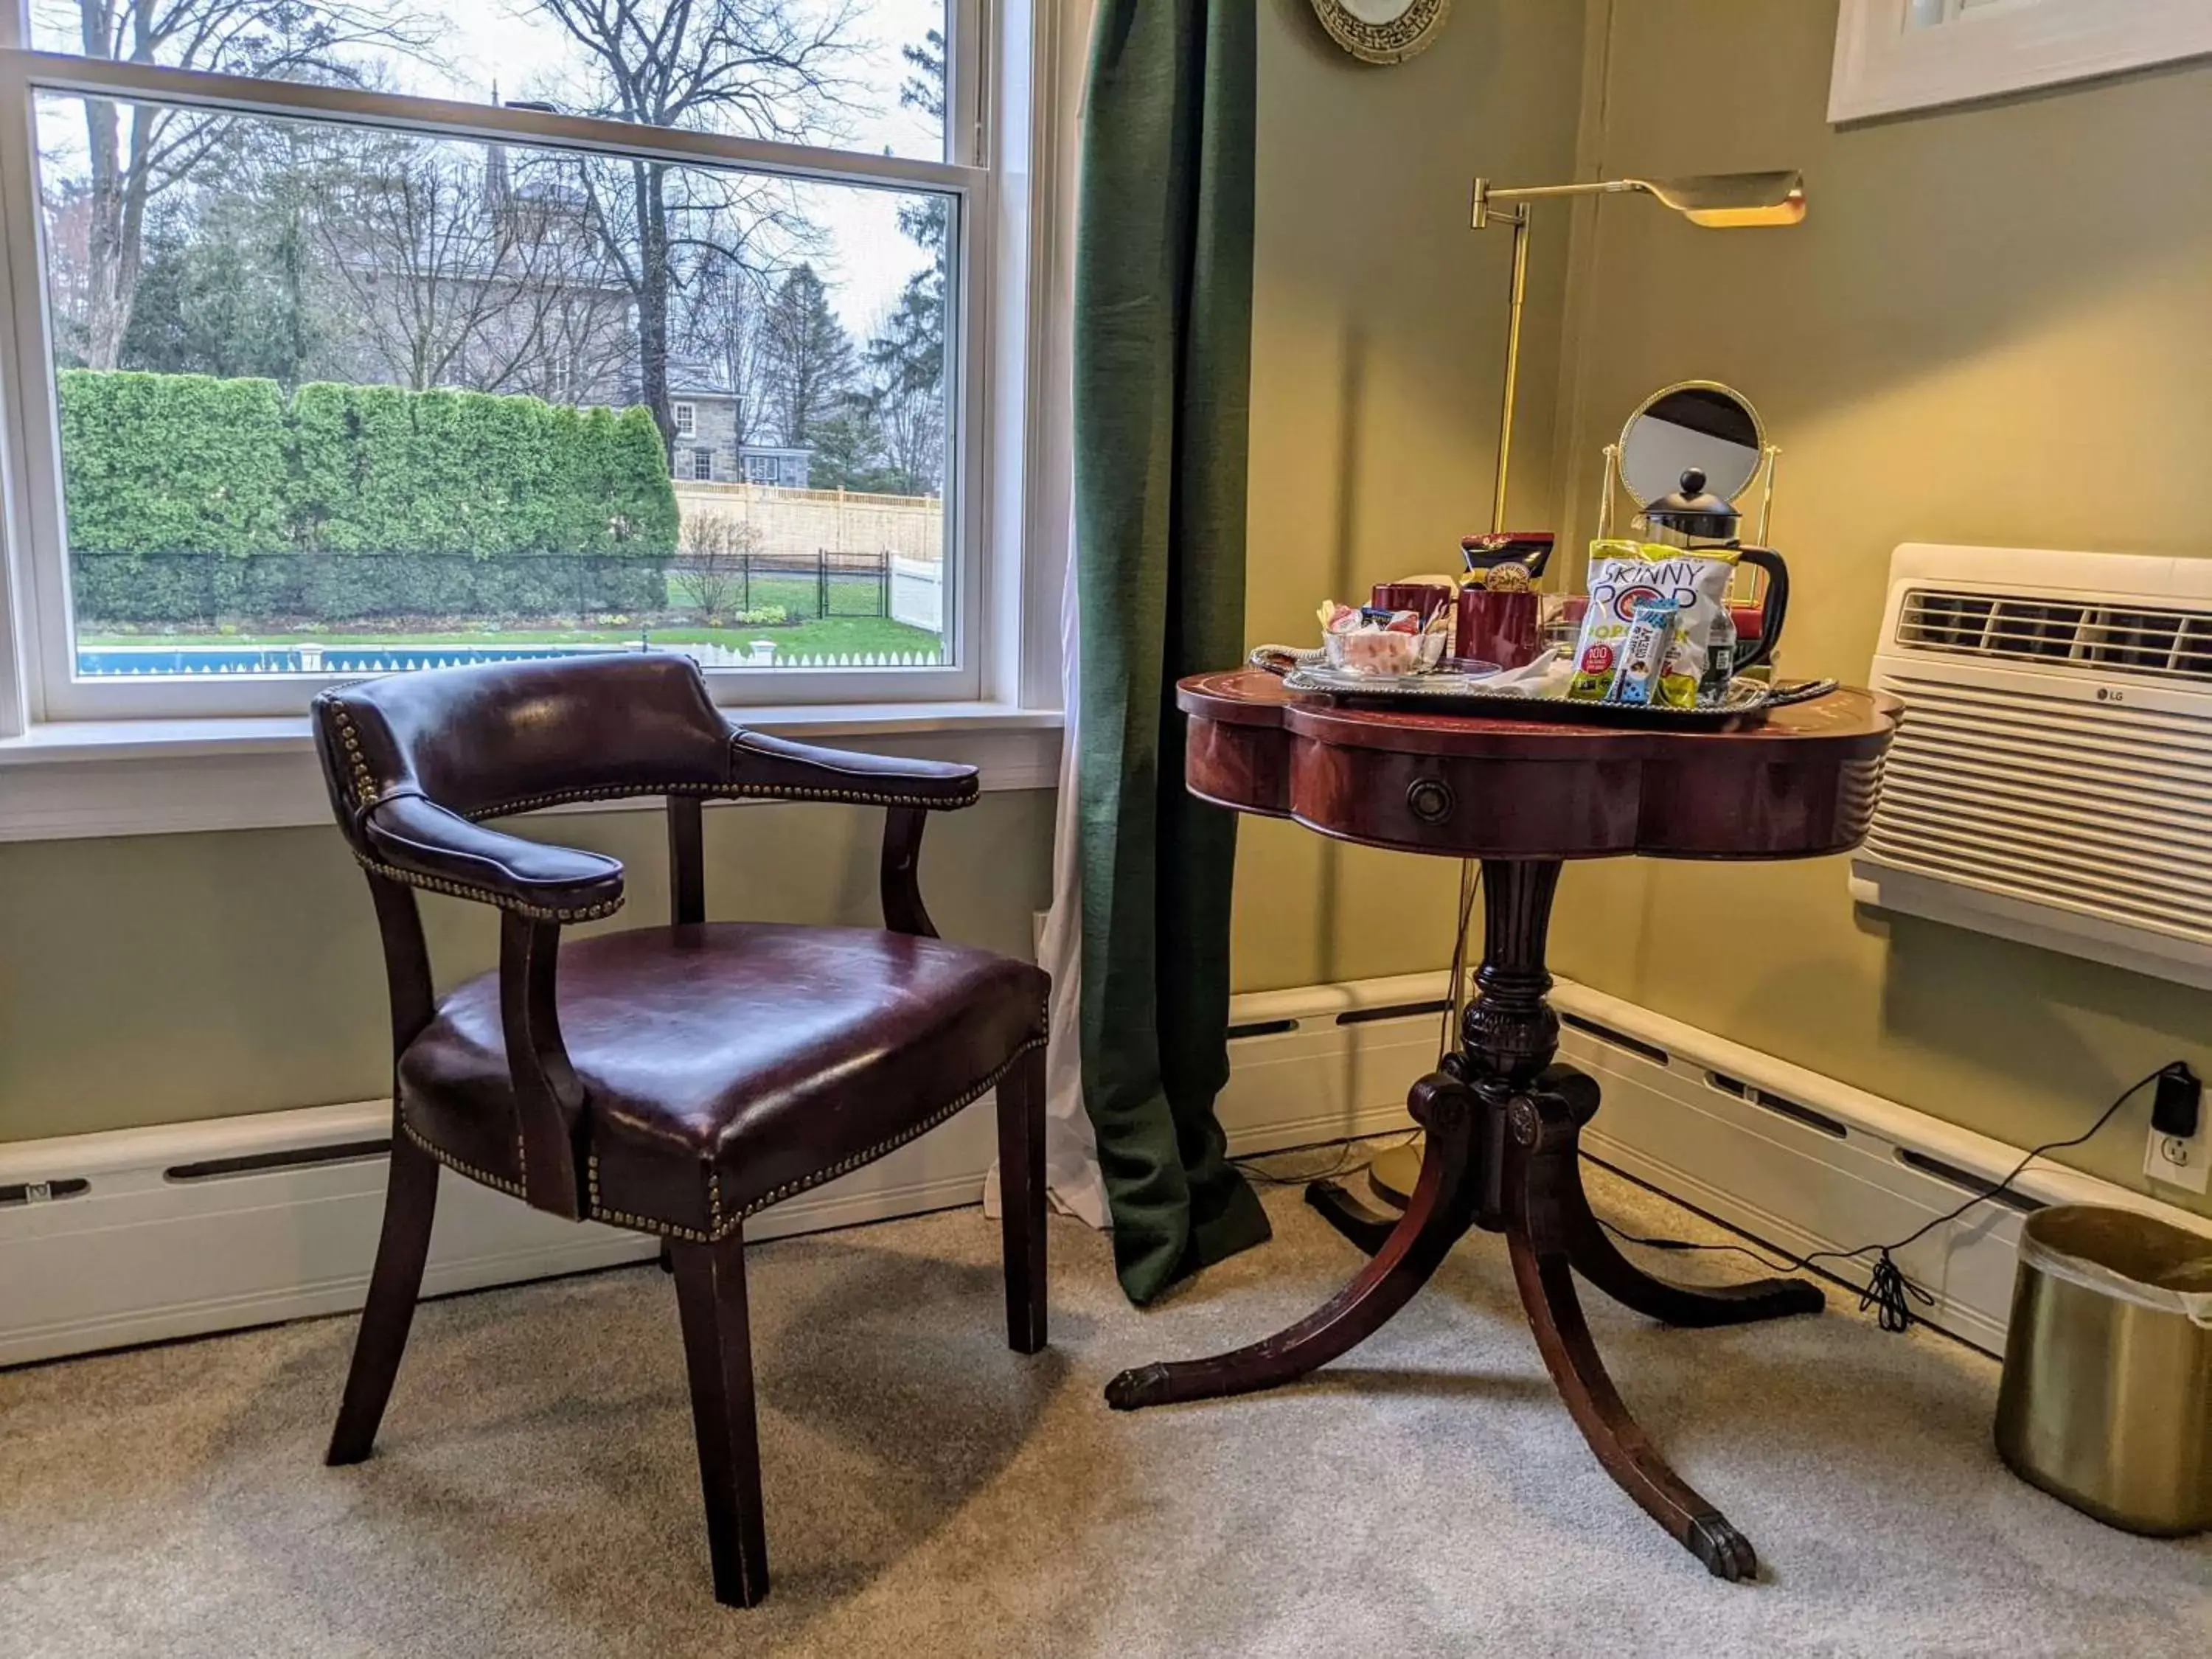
<box><xmin>1994</xmin><ymin>1205</ymin><xmax>2212</xmax><ymax>1536</ymax></box>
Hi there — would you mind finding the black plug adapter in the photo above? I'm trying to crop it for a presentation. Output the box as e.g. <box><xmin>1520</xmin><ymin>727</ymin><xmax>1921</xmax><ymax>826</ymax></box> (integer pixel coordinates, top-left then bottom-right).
<box><xmin>2152</xmin><ymin>1062</ymin><xmax>2202</xmax><ymax>1138</ymax></box>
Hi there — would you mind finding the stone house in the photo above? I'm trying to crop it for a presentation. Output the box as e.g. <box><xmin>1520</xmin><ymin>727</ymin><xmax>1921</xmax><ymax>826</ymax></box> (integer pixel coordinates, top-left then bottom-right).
<box><xmin>667</xmin><ymin>379</ymin><xmax>813</xmax><ymax>487</ymax></box>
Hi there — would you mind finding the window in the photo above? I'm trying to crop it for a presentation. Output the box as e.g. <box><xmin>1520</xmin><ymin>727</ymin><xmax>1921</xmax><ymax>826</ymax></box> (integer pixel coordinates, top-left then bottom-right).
<box><xmin>0</xmin><ymin>0</ymin><xmax>1020</xmax><ymax>723</ymax></box>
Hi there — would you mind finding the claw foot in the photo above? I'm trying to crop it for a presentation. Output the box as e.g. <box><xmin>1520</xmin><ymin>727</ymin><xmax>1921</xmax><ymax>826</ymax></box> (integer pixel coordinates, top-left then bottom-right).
<box><xmin>1686</xmin><ymin>1512</ymin><xmax>1759</xmax><ymax>1582</ymax></box>
<box><xmin>1104</xmin><ymin>1363</ymin><xmax>1172</xmax><ymax>1412</ymax></box>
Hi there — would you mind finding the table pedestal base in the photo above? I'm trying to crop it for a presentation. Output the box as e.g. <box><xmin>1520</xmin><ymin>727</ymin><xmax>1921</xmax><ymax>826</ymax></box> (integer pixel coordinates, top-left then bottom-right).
<box><xmin>1105</xmin><ymin>861</ymin><xmax>1824</xmax><ymax>1582</ymax></box>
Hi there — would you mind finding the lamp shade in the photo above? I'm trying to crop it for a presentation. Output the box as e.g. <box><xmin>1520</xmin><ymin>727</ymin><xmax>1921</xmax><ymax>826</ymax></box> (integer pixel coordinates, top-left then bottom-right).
<box><xmin>1637</xmin><ymin>171</ymin><xmax>1807</xmax><ymax>229</ymax></box>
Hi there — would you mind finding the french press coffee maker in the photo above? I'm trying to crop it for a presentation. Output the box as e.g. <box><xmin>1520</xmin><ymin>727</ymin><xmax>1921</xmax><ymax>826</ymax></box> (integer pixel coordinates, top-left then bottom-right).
<box><xmin>1639</xmin><ymin>466</ymin><xmax>1790</xmax><ymax>681</ymax></box>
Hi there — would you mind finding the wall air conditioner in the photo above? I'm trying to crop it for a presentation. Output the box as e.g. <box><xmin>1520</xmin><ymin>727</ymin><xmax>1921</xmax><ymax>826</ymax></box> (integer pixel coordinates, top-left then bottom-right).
<box><xmin>1852</xmin><ymin>543</ymin><xmax>2212</xmax><ymax>988</ymax></box>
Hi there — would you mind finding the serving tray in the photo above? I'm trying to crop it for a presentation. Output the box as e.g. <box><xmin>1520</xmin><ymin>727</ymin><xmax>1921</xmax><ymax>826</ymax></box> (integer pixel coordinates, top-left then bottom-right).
<box><xmin>1249</xmin><ymin>645</ymin><xmax>1840</xmax><ymax>730</ymax></box>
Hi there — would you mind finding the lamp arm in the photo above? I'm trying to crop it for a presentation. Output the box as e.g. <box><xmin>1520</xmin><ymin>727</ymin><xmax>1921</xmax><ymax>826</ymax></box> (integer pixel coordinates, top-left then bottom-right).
<box><xmin>1474</xmin><ymin>176</ymin><xmax>1653</xmax><ymax>229</ymax></box>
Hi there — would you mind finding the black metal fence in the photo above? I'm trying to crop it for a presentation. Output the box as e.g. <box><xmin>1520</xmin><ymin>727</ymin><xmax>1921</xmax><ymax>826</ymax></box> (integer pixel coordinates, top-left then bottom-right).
<box><xmin>72</xmin><ymin>546</ymin><xmax>897</xmax><ymax>628</ymax></box>
<box><xmin>73</xmin><ymin>550</ymin><xmax>667</xmax><ymax>628</ymax></box>
<box><xmin>666</xmin><ymin>549</ymin><xmax>892</xmax><ymax>620</ymax></box>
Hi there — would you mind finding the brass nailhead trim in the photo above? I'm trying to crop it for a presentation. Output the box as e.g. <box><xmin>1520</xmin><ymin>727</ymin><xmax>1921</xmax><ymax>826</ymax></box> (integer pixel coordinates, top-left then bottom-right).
<box><xmin>321</xmin><ymin>700</ymin><xmax>974</xmax><ymax>923</ymax></box>
<box><xmin>468</xmin><ymin>778</ymin><xmax>978</xmax><ymax>819</ymax></box>
<box><xmin>581</xmin><ymin>1034</ymin><xmax>1048</xmax><ymax>1242</ymax></box>
<box><xmin>349</xmin><ymin>849</ymin><xmax>626</xmax><ymax>925</ymax></box>
<box><xmin>324</xmin><ymin>703</ymin><xmax>378</xmax><ymax>810</ymax></box>
<box><xmin>736</xmin><ymin>1034</ymin><xmax>1048</xmax><ymax>1223</ymax></box>
<box><xmin>400</xmin><ymin>1116</ymin><xmax>526</xmax><ymax>1200</ymax></box>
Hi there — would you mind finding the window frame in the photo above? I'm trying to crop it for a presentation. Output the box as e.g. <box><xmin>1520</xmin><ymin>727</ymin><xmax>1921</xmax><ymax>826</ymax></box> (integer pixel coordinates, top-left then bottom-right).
<box><xmin>0</xmin><ymin>0</ymin><xmax>1052</xmax><ymax>730</ymax></box>
<box><xmin>672</xmin><ymin>401</ymin><xmax>698</xmax><ymax>439</ymax></box>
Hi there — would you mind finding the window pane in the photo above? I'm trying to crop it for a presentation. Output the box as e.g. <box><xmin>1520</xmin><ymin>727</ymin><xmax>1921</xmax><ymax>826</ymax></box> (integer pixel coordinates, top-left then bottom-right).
<box><xmin>30</xmin><ymin>1</ymin><xmax>950</xmax><ymax>161</ymax></box>
<box><xmin>35</xmin><ymin>95</ymin><xmax>954</xmax><ymax>681</ymax></box>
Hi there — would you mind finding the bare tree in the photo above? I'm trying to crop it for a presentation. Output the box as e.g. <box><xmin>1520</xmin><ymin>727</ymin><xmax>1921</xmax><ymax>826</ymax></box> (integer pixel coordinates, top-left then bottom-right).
<box><xmin>675</xmin><ymin>251</ymin><xmax>771</xmax><ymax>444</ymax></box>
<box><xmin>310</xmin><ymin>136</ymin><xmax>630</xmax><ymax>398</ymax></box>
<box><xmin>38</xmin><ymin>0</ymin><xmax>429</xmax><ymax>367</ymax></box>
<box><xmin>678</xmin><ymin>509</ymin><xmax>763</xmax><ymax>624</ymax></box>
<box><xmin>523</xmin><ymin>0</ymin><xmax>860</xmax><ymax>441</ymax></box>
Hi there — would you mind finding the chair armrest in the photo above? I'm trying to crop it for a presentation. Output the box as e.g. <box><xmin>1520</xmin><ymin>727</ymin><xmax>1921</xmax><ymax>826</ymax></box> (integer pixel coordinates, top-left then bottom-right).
<box><xmin>727</xmin><ymin>727</ymin><xmax>980</xmax><ymax>810</ymax></box>
<box><xmin>359</xmin><ymin>792</ymin><xmax>626</xmax><ymax>922</ymax></box>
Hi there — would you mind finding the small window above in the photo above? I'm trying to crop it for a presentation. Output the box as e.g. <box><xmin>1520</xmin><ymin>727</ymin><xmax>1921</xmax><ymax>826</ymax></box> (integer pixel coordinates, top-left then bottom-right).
<box><xmin>673</xmin><ymin>403</ymin><xmax>698</xmax><ymax>439</ymax></box>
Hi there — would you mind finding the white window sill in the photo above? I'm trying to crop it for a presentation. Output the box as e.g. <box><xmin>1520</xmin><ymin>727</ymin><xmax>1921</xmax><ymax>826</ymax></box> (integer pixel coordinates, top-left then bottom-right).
<box><xmin>0</xmin><ymin>701</ymin><xmax>1064</xmax><ymax>842</ymax></box>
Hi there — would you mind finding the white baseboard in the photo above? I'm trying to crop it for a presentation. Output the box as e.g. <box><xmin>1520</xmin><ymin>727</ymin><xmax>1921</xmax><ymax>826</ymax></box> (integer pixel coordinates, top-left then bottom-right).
<box><xmin>1217</xmin><ymin>973</ymin><xmax>2212</xmax><ymax>1357</ymax></box>
<box><xmin>7</xmin><ymin>972</ymin><xmax>2205</xmax><ymax>1366</ymax></box>
<box><xmin>0</xmin><ymin>973</ymin><xmax>1441</xmax><ymax>1369</ymax></box>
<box><xmin>0</xmin><ymin>1101</ymin><xmax>1003</xmax><ymax>1368</ymax></box>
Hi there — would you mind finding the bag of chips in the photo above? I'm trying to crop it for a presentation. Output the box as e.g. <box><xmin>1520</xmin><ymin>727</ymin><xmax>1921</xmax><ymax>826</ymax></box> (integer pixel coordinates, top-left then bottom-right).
<box><xmin>1567</xmin><ymin>541</ymin><xmax>1739</xmax><ymax>706</ymax></box>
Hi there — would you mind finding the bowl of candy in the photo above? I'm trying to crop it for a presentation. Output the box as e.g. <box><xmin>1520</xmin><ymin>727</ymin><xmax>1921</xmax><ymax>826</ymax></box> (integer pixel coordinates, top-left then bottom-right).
<box><xmin>1318</xmin><ymin>602</ymin><xmax>1450</xmax><ymax>678</ymax></box>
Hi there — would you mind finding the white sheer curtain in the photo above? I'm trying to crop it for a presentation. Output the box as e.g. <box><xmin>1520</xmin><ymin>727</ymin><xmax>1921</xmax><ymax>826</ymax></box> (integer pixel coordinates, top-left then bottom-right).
<box><xmin>986</xmin><ymin>0</ymin><xmax>1107</xmax><ymax>1229</ymax></box>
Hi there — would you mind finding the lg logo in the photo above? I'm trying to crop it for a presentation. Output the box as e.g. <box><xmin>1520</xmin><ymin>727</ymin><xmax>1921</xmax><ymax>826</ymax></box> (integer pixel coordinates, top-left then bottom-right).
<box><xmin>2096</xmin><ymin>687</ymin><xmax>2126</xmax><ymax>704</ymax></box>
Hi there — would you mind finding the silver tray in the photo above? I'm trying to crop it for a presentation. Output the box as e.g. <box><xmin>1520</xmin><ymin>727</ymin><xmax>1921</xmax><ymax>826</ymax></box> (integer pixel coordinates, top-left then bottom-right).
<box><xmin>1250</xmin><ymin>646</ymin><xmax>1838</xmax><ymax>729</ymax></box>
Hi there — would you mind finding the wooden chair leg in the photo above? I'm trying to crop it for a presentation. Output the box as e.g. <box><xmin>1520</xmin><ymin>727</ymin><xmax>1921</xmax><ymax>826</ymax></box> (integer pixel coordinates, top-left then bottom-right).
<box><xmin>670</xmin><ymin>1230</ymin><xmax>771</xmax><ymax>1609</ymax></box>
<box><xmin>996</xmin><ymin>1046</ymin><xmax>1048</xmax><ymax>1354</ymax></box>
<box><xmin>327</xmin><ymin>1130</ymin><xmax>440</xmax><ymax>1465</ymax></box>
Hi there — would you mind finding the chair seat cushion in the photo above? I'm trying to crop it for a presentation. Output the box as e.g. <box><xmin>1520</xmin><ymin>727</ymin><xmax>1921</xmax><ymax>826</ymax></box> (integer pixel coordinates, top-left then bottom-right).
<box><xmin>397</xmin><ymin>922</ymin><xmax>1048</xmax><ymax>1239</ymax></box>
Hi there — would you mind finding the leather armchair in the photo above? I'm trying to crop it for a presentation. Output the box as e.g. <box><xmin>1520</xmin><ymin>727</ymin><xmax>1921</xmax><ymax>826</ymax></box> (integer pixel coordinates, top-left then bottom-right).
<box><xmin>312</xmin><ymin>653</ymin><xmax>1048</xmax><ymax>1608</ymax></box>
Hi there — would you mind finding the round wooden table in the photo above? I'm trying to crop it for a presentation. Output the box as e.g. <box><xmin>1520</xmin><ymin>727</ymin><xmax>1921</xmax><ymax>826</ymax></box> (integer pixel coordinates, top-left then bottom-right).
<box><xmin>1105</xmin><ymin>669</ymin><xmax>1902</xmax><ymax>1581</ymax></box>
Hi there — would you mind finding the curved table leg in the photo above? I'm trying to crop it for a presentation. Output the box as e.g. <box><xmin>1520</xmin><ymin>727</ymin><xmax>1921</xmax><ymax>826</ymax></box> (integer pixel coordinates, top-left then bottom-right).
<box><xmin>1106</xmin><ymin>1076</ymin><xmax>1483</xmax><ymax>1411</ymax></box>
<box><xmin>1537</xmin><ymin>1064</ymin><xmax>1825</xmax><ymax>1327</ymax></box>
<box><xmin>1302</xmin><ymin>1177</ymin><xmax>1405</xmax><ymax>1256</ymax></box>
<box><xmin>1505</xmin><ymin>1090</ymin><xmax>1759</xmax><ymax>1581</ymax></box>
<box><xmin>1565</xmin><ymin>1183</ymin><xmax>1824</xmax><ymax>1326</ymax></box>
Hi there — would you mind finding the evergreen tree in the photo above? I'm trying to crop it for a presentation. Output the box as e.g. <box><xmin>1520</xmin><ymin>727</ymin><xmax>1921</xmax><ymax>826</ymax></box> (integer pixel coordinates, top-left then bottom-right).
<box><xmin>803</xmin><ymin>407</ymin><xmax>897</xmax><ymax>494</ymax></box>
<box><xmin>756</xmin><ymin>264</ymin><xmax>854</xmax><ymax>447</ymax></box>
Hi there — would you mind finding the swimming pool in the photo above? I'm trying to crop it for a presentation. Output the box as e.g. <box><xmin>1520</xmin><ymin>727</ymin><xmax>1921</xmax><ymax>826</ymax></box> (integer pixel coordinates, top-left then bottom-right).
<box><xmin>75</xmin><ymin>643</ymin><xmax>630</xmax><ymax>677</ymax></box>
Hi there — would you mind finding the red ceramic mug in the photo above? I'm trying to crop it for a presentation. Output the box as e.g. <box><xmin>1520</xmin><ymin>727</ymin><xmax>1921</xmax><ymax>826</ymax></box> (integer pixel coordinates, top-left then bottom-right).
<box><xmin>1455</xmin><ymin>586</ymin><xmax>1543</xmax><ymax>669</ymax></box>
<box><xmin>1370</xmin><ymin>582</ymin><xmax>1454</xmax><ymax>623</ymax></box>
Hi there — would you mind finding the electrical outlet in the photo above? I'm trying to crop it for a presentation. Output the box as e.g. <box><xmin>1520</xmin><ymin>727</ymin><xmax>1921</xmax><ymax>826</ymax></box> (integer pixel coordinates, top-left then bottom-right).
<box><xmin>2145</xmin><ymin>1120</ymin><xmax>2212</xmax><ymax>1195</ymax></box>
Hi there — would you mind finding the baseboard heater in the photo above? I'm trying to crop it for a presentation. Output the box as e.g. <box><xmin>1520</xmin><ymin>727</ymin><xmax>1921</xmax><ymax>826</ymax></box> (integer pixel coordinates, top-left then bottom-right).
<box><xmin>5</xmin><ymin>973</ymin><xmax>2205</xmax><ymax>1366</ymax></box>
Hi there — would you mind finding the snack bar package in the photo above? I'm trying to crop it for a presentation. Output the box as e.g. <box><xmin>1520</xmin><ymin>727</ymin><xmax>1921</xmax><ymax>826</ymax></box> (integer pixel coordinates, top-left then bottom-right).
<box><xmin>1568</xmin><ymin>540</ymin><xmax>1739</xmax><ymax>706</ymax></box>
<box><xmin>1608</xmin><ymin>599</ymin><xmax>1680</xmax><ymax>706</ymax></box>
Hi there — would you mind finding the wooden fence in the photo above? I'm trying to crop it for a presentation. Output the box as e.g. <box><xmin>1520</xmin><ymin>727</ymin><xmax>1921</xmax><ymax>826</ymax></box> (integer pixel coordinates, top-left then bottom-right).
<box><xmin>674</xmin><ymin>481</ymin><xmax>944</xmax><ymax>568</ymax></box>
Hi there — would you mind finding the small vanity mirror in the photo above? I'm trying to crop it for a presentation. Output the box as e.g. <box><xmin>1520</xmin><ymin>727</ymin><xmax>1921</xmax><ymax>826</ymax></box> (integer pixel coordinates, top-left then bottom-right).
<box><xmin>1599</xmin><ymin>380</ymin><xmax>1778</xmax><ymax>543</ymax></box>
<box><xmin>1621</xmin><ymin>382</ymin><xmax>1763</xmax><ymax>505</ymax></box>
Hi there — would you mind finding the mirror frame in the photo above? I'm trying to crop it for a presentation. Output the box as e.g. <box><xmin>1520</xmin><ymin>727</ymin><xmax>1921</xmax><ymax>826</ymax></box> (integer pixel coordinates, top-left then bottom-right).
<box><xmin>1308</xmin><ymin>0</ymin><xmax>1450</xmax><ymax>65</ymax></box>
<box><xmin>1617</xmin><ymin>379</ymin><xmax>1768</xmax><ymax>504</ymax></box>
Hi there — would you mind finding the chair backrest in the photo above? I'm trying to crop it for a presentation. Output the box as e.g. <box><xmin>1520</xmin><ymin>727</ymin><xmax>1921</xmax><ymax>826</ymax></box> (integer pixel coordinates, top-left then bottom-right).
<box><xmin>313</xmin><ymin>653</ymin><xmax>733</xmax><ymax>840</ymax></box>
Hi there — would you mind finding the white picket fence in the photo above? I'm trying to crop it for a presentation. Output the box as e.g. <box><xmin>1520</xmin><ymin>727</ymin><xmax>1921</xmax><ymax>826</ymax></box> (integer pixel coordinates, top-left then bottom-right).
<box><xmin>681</xmin><ymin>641</ymin><xmax>945</xmax><ymax>670</ymax></box>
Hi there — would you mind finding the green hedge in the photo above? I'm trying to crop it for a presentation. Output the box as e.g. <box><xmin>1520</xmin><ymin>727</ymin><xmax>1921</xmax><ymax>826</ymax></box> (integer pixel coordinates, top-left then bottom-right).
<box><xmin>58</xmin><ymin>371</ymin><xmax>675</xmax><ymax>624</ymax></box>
<box><xmin>58</xmin><ymin>372</ymin><xmax>291</xmax><ymax>557</ymax></box>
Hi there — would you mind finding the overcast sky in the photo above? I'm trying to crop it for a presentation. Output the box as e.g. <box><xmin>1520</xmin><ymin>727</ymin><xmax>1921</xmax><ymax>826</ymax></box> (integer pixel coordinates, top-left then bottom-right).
<box><xmin>35</xmin><ymin>0</ymin><xmax>947</xmax><ymax>337</ymax></box>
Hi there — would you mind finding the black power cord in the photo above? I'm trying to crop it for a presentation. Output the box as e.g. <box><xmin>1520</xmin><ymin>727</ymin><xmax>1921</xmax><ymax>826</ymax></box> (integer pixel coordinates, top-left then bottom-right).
<box><xmin>1599</xmin><ymin>1063</ymin><xmax>2189</xmax><ymax>1334</ymax></box>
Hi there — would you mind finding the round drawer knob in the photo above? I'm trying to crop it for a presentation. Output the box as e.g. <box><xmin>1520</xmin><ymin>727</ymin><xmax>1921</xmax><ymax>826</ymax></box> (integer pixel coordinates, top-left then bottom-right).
<box><xmin>1407</xmin><ymin>777</ymin><xmax>1455</xmax><ymax>824</ymax></box>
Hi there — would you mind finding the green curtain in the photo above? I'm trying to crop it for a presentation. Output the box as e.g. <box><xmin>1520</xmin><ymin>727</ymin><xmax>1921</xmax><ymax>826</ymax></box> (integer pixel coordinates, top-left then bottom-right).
<box><xmin>1073</xmin><ymin>0</ymin><xmax>1270</xmax><ymax>1304</ymax></box>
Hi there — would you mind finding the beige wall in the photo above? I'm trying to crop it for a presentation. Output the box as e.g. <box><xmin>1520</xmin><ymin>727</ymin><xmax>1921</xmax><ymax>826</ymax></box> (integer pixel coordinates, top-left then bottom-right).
<box><xmin>1540</xmin><ymin>0</ymin><xmax>2212</xmax><ymax>1212</ymax></box>
<box><xmin>0</xmin><ymin>793</ymin><xmax>1053</xmax><ymax>1141</ymax></box>
<box><xmin>0</xmin><ymin>4</ymin><xmax>1579</xmax><ymax>1148</ymax></box>
<box><xmin>1234</xmin><ymin>0</ymin><xmax>1590</xmax><ymax>991</ymax></box>
<box><xmin>18</xmin><ymin>0</ymin><xmax>2210</xmax><ymax>1221</ymax></box>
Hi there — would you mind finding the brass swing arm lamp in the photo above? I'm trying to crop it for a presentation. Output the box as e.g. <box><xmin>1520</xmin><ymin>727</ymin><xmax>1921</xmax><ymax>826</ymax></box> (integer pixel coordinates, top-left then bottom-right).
<box><xmin>1411</xmin><ymin>169</ymin><xmax>1812</xmax><ymax>1113</ymax></box>
<box><xmin>1469</xmin><ymin>170</ymin><xmax>1806</xmax><ymax>535</ymax></box>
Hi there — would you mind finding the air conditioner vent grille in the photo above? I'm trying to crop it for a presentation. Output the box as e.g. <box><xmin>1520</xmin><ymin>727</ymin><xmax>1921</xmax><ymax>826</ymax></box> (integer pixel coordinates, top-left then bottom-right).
<box><xmin>1865</xmin><ymin>675</ymin><xmax>2212</xmax><ymax>949</ymax></box>
<box><xmin>1896</xmin><ymin>588</ymin><xmax>2212</xmax><ymax>685</ymax></box>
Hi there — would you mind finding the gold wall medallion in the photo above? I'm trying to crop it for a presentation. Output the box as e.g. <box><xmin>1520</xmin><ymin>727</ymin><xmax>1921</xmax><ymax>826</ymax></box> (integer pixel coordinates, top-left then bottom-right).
<box><xmin>1309</xmin><ymin>0</ymin><xmax>1450</xmax><ymax>66</ymax></box>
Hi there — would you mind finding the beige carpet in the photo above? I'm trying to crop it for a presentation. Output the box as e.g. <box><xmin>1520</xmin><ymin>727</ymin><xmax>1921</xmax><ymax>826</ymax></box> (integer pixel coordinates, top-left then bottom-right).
<box><xmin>2</xmin><ymin>1164</ymin><xmax>2207</xmax><ymax>1658</ymax></box>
